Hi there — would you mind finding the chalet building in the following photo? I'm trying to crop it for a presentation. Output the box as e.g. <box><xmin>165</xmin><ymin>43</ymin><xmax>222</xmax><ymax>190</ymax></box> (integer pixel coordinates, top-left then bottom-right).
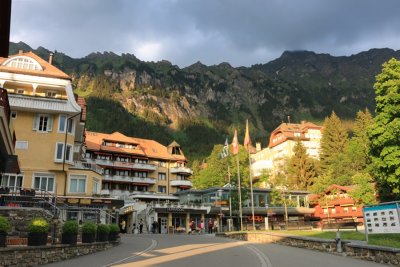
<box><xmin>310</xmin><ymin>184</ymin><xmax>364</xmax><ymax>227</ymax></box>
<box><xmin>0</xmin><ymin>50</ymin><xmax>102</xmax><ymax>198</ymax></box>
<box><xmin>252</xmin><ymin>121</ymin><xmax>322</xmax><ymax>178</ymax></box>
<box><xmin>84</xmin><ymin>131</ymin><xmax>193</xmax><ymax>198</ymax></box>
<box><xmin>0</xmin><ymin>87</ymin><xmax>20</xmax><ymax>177</ymax></box>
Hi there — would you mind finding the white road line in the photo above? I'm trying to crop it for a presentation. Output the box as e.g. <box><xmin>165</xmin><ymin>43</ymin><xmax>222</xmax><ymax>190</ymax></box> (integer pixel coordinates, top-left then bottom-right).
<box><xmin>101</xmin><ymin>239</ymin><xmax>158</xmax><ymax>267</ymax></box>
<box><xmin>245</xmin><ymin>244</ymin><xmax>273</xmax><ymax>267</ymax></box>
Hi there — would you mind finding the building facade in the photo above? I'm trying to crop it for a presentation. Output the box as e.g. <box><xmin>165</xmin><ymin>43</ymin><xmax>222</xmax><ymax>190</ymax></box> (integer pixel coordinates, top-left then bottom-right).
<box><xmin>0</xmin><ymin>51</ymin><xmax>102</xmax><ymax>198</ymax></box>
<box><xmin>84</xmin><ymin>131</ymin><xmax>193</xmax><ymax>198</ymax></box>
<box><xmin>252</xmin><ymin>121</ymin><xmax>322</xmax><ymax>178</ymax></box>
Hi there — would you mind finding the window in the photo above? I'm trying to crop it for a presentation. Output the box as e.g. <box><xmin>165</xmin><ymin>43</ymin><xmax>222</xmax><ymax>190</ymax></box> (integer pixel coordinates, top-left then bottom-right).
<box><xmin>0</xmin><ymin>174</ymin><xmax>23</xmax><ymax>190</ymax></box>
<box><xmin>46</xmin><ymin>91</ymin><xmax>57</xmax><ymax>98</ymax></box>
<box><xmin>58</xmin><ymin>115</ymin><xmax>74</xmax><ymax>134</ymax></box>
<box><xmin>158</xmin><ymin>186</ymin><xmax>166</xmax><ymax>193</ymax></box>
<box><xmin>159</xmin><ymin>161</ymin><xmax>167</xmax><ymax>167</ymax></box>
<box><xmin>69</xmin><ymin>175</ymin><xmax>86</xmax><ymax>193</ymax></box>
<box><xmin>92</xmin><ymin>179</ymin><xmax>100</xmax><ymax>194</ymax></box>
<box><xmin>55</xmin><ymin>143</ymin><xmax>73</xmax><ymax>162</ymax></box>
<box><xmin>15</xmin><ymin>141</ymin><xmax>28</xmax><ymax>150</ymax></box>
<box><xmin>11</xmin><ymin>111</ymin><xmax>17</xmax><ymax>119</ymax></box>
<box><xmin>158</xmin><ymin>173</ymin><xmax>166</xmax><ymax>181</ymax></box>
<box><xmin>33</xmin><ymin>114</ymin><xmax>53</xmax><ymax>132</ymax></box>
<box><xmin>133</xmin><ymin>171</ymin><xmax>147</xmax><ymax>178</ymax></box>
<box><xmin>343</xmin><ymin>207</ymin><xmax>349</xmax><ymax>213</ymax></box>
<box><xmin>34</xmin><ymin>174</ymin><xmax>54</xmax><ymax>192</ymax></box>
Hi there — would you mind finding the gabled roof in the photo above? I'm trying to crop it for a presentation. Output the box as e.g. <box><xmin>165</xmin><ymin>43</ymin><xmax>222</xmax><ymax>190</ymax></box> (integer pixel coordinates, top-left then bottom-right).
<box><xmin>268</xmin><ymin>121</ymin><xmax>322</xmax><ymax>148</ymax></box>
<box><xmin>85</xmin><ymin>131</ymin><xmax>187</xmax><ymax>161</ymax></box>
<box><xmin>0</xmin><ymin>51</ymin><xmax>70</xmax><ymax>80</ymax></box>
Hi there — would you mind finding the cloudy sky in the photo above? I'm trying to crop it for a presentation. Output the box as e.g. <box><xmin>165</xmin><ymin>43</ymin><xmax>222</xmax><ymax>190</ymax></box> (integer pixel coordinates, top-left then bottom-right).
<box><xmin>9</xmin><ymin>0</ymin><xmax>400</xmax><ymax>68</ymax></box>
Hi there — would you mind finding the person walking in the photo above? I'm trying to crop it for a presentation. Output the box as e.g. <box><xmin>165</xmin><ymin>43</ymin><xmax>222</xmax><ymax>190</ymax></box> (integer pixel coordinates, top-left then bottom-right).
<box><xmin>139</xmin><ymin>219</ymin><xmax>144</xmax><ymax>234</ymax></box>
<box><xmin>208</xmin><ymin>219</ymin><xmax>213</xmax><ymax>234</ymax></box>
<box><xmin>200</xmin><ymin>220</ymin><xmax>205</xmax><ymax>234</ymax></box>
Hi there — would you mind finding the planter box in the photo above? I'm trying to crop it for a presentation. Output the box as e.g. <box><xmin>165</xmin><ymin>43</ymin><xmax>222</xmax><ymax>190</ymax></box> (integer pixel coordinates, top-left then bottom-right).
<box><xmin>61</xmin><ymin>234</ymin><xmax>78</xmax><ymax>245</ymax></box>
<box><xmin>0</xmin><ymin>232</ymin><xmax>6</xmax><ymax>247</ymax></box>
<box><xmin>97</xmin><ymin>232</ymin><xmax>108</xmax><ymax>242</ymax></box>
<box><xmin>82</xmin><ymin>233</ymin><xmax>96</xmax><ymax>243</ymax></box>
<box><xmin>28</xmin><ymin>232</ymin><xmax>47</xmax><ymax>246</ymax></box>
<box><xmin>109</xmin><ymin>233</ymin><xmax>119</xmax><ymax>242</ymax></box>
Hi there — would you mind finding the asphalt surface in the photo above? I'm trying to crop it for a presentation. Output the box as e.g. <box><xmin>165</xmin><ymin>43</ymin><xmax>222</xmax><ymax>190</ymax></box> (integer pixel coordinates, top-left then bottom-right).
<box><xmin>43</xmin><ymin>234</ymin><xmax>388</xmax><ymax>267</ymax></box>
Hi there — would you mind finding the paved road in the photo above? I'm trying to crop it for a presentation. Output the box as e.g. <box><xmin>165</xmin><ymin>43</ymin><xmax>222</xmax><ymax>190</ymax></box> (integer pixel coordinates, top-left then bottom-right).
<box><xmin>44</xmin><ymin>234</ymin><xmax>387</xmax><ymax>267</ymax></box>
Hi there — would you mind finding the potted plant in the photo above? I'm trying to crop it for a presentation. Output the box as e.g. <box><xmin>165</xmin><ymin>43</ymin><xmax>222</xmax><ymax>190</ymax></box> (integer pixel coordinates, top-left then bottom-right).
<box><xmin>61</xmin><ymin>220</ymin><xmax>79</xmax><ymax>245</ymax></box>
<box><xmin>27</xmin><ymin>217</ymin><xmax>49</xmax><ymax>246</ymax></box>
<box><xmin>108</xmin><ymin>223</ymin><xmax>120</xmax><ymax>242</ymax></box>
<box><xmin>0</xmin><ymin>216</ymin><xmax>11</xmax><ymax>247</ymax></box>
<box><xmin>82</xmin><ymin>222</ymin><xmax>97</xmax><ymax>243</ymax></box>
<box><xmin>97</xmin><ymin>224</ymin><xmax>109</xmax><ymax>242</ymax></box>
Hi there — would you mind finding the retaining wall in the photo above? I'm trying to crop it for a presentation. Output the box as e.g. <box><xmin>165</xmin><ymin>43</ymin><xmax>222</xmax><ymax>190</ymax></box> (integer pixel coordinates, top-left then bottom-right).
<box><xmin>0</xmin><ymin>241</ymin><xmax>119</xmax><ymax>267</ymax></box>
<box><xmin>221</xmin><ymin>232</ymin><xmax>400</xmax><ymax>266</ymax></box>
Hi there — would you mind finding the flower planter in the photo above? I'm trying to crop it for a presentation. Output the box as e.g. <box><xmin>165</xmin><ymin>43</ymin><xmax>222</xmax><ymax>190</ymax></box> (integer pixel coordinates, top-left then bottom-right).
<box><xmin>28</xmin><ymin>232</ymin><xmax>47</xmax><ymax>246</ymax></box>
<box><xmin>61</xmin><ymin>233</ymin><xmax>78</xmax><ymax>245</ymax></box>
<box><xmin>82</xmin><ymin>233</ymin><xmax>96</xmax><ymax>243</ymax></box>
<box><xmin>0</xmin><ymin>232</ymin><xmax>7</xmax><ymax>247</ymax></box>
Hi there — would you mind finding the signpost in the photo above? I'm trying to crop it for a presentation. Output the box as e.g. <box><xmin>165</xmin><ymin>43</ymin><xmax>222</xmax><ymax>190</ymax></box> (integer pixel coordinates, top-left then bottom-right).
<box><xmin>363</xmin><ymin>201</ymin><xmax>400</xmax><ymax>242</ymax></box>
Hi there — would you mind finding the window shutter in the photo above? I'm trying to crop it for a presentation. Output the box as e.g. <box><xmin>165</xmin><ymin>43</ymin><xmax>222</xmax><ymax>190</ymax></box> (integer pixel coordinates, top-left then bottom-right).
<box><xmin>47</xmin><ymin>115</ymin><xmax>53</xmax><ymax>131</ymax></box>
<box><xmin>32</xmin><ymin>114</ymin><xmax>39</xmax><ymax>130</ymax></box>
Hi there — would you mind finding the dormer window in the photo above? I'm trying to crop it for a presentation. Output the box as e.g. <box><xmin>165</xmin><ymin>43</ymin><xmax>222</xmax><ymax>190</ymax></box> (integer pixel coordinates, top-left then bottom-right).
<box><xmin>46</xmin><ymin>90</ymin><xmax>57</xmax><ymax>98</ymax></box>
<box><xmin>16</xmin><ymin>89</ymin><xmax>25</xmax><ymax>94</ymax></box>
<box><xmin>3</xmin><ymin>56</ymin><xmax>43</xmax><ymax>71</ymax></box>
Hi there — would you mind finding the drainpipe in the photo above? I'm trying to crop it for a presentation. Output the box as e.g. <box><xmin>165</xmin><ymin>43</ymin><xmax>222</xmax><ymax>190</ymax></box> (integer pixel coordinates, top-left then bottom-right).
<box><xmin>62</xmin><ymin>112</ymin><xmax>81</xmax><ymax>196</ymax></box>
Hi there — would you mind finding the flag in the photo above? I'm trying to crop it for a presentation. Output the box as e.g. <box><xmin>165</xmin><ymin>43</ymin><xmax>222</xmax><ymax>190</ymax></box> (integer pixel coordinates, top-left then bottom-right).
<box><xmin>244</xmin><ymin>119</ymin><xmax>252</xmax><ymax>148</ymax></box>
<box><xmin>220</xmin><ymin>137</ymin><xmax>229</xmax><ymax>158</ymax></box>
<box><xmin>232</xmin><ymin>129</ymin><xmax>239</xmax><ymax>155</ymax></box>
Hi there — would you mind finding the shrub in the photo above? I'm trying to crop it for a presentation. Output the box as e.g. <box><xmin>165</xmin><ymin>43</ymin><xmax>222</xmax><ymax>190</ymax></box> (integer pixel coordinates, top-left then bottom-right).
<box><xmin>82</xmin><ymin>222</ymin><xmax>97</xmax><ymax>235</ymax></box>
<box><xmin>0</xmin><ymin>216</ymin><xmax>11</xmax><ymax>233</ymax></box>
<box><xmin>109</xmin><ymin>224</ymin><xmax>120</xmax><ymax>234</ymax></box>
<box><xmin>97</xmin><ymin>224</ymin><xmax>110</xmax><ymax>234</ymax></box>
<box><xmin>27</xmin><ymin>218</ymin><xmax>49</xmax><ymax>233</ymax></box>
<box><xmin>62</xmin><ymin>220</ymin><xmax>79</xmax><ymax>235</ymax></box>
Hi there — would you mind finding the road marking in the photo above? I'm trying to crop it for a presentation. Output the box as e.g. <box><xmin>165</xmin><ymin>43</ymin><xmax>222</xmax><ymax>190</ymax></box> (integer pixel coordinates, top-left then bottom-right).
<box><xmin>245</xmin><ymin>245</ymin><xmax>273</xmax><ymax>267</ymax></box>
<box><xmin>101</xmin><ymin>239</ymin><xmax>157</xmax><ymax>267</ymax></box>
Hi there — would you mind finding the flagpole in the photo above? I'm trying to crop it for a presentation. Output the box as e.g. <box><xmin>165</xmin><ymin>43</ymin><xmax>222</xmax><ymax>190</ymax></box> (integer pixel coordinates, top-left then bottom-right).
<box><xmin>248</xmin><ymin>147</ymin><xmax>255</xmax><ymax>230</ymax></box>
<box><xmin>236</xmin><ymin>153</ymin><xmax>243</xmax><ymax>231</ymax></box>
<box><xmin>228</xmin><ymin>165</ymin><xmax>232</xmax><ymax>219</ymax></box>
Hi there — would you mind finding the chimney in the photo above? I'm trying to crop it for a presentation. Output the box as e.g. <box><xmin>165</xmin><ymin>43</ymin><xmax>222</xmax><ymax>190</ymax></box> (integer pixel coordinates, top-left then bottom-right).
<box><xmin>19</xmin><ymin>49</ymin><xmax>23</xmax><ymax>54</ymax></box>
<box><xmin>49</xmin><ymin>52</ymin><xmax>54</xmax><ymax>65</ymax></box>
<box><xmin>256</xmin><ymin>142</ymin><xmax>261</xmax><ymax>152</ymax></box>
<box><xmin>287</xmin><ymin>116</ymin><xmax>291</xmax><ymax>124</ymax></box>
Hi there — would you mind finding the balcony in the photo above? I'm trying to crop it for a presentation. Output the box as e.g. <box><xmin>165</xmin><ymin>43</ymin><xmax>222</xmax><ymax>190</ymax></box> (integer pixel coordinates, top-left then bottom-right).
<box><xmin>87</xmin><ymin>158</ymin><xmax>157</xmax><ymax>171</ymax></box>
<box><xmin>94</xmin><ymin>159</ymin><xmax>114</xmax><ymax>167</ymax></box>
<box><xmin>170</xmin><ymin>167</ymin><xmax>193</xmax><ymax>175</ymax></box>
<box><xmin>102</xmin><ymin>175</ymin><xmax>156</xmax><ymax>185</ymax></box>
<box><xmin>132</xmin><ymin>162</ymin><xmax>157</xmax><ymax>171</ymax></box>
<box><xmin>71</xmin><ymin>161</ymin><xmax>103</xmax><ymax>175</ymax></box>
<box><xmin>170</xmin><ymin>180</ymin><xmax>193</xmax><ymax>187</ymax></box>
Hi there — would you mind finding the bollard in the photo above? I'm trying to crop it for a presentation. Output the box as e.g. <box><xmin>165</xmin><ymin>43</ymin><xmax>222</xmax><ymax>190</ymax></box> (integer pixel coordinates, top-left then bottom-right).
<box><xmin>335</xmin><ymin>231</ymin><xmax>343</xmax><ymax>253</ymax></box>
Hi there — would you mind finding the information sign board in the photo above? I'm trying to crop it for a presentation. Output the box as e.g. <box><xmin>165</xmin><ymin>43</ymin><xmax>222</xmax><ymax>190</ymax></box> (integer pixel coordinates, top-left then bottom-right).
<box><xmin>363</xmin><ymin>202</ymin><xmax>400</xmax><ymax>234</ymax></box>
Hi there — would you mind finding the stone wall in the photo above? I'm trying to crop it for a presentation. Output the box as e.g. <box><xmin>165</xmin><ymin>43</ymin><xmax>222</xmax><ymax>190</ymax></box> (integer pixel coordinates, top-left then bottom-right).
<box><xmin>221</xmin><ymin>232</ymin><xmax>400</xmax><ymax>266</ymax></box>
<box><xmin>0</xmin><ymin>242</ymin><xmax>119</xmax><ymax>267</ymax></box>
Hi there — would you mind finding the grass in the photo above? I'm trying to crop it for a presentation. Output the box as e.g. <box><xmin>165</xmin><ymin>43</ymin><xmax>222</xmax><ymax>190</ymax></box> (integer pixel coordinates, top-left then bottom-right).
<box><xmin>274</xmin><ymin>230</ymin><xmax>365</xmax><ymax>241</ymax></box>
<box><xmin>368</xmin><ymin>233</ymin><xmax>400</xmax><ymax>248</ymax></box>
<box><xmin>269</xmin><ymin>230</ymin><xmax>400</xmax><ymax>248</ymax></box>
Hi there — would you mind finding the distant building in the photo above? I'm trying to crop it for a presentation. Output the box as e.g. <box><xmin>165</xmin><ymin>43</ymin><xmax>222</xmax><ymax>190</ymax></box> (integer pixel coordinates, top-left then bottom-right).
<box><xmin>84</xmin><ymin>131</ymin><xmax>193</xmax><ymax>198</ymax></box>
<box><xmin>310</xmin><ymin>184</ymin><xmax>364</xmax><ymax>227</ymax></box>
<box><xmin>0</xmin><ymin>50</ymin><xmax>102</xmax><ymax>198</ymax></box>
<box><xmin>252</xmin><ymin>121</ymin><xmax>322</xmax><ymax>178</ymax></box>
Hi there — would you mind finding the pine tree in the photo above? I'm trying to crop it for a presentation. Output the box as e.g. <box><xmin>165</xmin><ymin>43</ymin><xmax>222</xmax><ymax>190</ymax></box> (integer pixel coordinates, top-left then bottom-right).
<box><xmin>368</xmin><ymin>58</ymin><xmax>400</xmax><ymax>199</ymax></box>
<box><xmin>319</xmin><ymin>111</ymin><xmax>349</xmax><ymax>183</ymax></box>
<box><xmin>286</xmin><ymin>141</ymin><xmax>317</xmax><ymax>190</ymax></box>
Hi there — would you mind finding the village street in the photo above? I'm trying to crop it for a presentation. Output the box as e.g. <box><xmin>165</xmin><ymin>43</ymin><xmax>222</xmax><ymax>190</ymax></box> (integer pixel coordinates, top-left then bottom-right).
<box><xmin>43</xmin><ymin>234</ymin><xmax>387</xmax><ymax>267</ymax></box>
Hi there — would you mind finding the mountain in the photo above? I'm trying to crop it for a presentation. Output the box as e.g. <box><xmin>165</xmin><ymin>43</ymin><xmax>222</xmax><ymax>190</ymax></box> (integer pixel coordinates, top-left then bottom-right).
<box><xmin>9</xmin><ymin>42</ymin><xmax>400</xmax><ymax>160</ymax></box>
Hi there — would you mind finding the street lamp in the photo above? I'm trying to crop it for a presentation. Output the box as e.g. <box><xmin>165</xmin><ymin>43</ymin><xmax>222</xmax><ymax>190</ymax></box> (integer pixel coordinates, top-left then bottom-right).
<box><xmin>218</xmin><ymin>189</ymin><xmax>223</xmax><ymax>232</ymax></box>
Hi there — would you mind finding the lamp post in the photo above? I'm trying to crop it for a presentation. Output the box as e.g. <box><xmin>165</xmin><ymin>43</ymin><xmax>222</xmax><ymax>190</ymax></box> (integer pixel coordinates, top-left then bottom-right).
<box><xmin>218</xmin><ymin>189</ymin><xmax>223</xmax><ymax>232</ymax></box>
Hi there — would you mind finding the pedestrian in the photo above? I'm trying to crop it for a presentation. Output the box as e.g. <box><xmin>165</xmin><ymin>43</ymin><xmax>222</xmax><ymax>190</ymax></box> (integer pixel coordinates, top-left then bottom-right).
<box><xmin>208</xmin><ymin>219</ymin><xmax>213</xmax><ymax>234</ymax></box>
<box><xmin>189</xmin><ymin>220</ymin><xmax>196</xmax><ymax>234</ymax></box>
<box><xmin>200</xmin><ymin>220</ymin><xmax>205</xmax><ymax>234</ymax></box>
<box><xmin>120</xmin><ymin>219</ymin><xmax>126</xmax><ymax>233</ymax></box>
<box><xmin>214</xmin><ymin>219</ymin><xmax>218</xmax><ymax>233</ymax></box>
<box><xmin>139</xmin><ymin>219</ymin><xmax>144</xmax><ymax>234</ymax></box>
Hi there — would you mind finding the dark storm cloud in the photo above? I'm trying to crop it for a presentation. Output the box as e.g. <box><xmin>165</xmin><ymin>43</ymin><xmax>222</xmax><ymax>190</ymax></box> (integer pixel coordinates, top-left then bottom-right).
<box><xmin>10</xmin><ymin>0</ymin><xmax>400</xmax><ymax>67</ymax></box>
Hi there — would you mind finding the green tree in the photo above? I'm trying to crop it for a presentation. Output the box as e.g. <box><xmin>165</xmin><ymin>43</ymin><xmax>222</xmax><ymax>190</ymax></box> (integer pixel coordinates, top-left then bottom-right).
<box><xmin>346</xmin><ymin>109</ymin><xmax>373</xmax><ymax>172</ymax></box>
<box><xmin>286</xmin><ymin>141</ymin><xmax>317</xmax><ymax>190</ymax></box>
<box><xmin>319</xmin><ymin>111</ymin><xmax>349</xmax><ymax>183</ymax></box>
<box><xmin>348</xmin><ymin>173</ymin><xmax>376</xmax><ymax>206</ymax></box>
<box><xmin>368</xmin><ymin>58</ymin><xmax>400</xmax><ymax>199</ymax></box>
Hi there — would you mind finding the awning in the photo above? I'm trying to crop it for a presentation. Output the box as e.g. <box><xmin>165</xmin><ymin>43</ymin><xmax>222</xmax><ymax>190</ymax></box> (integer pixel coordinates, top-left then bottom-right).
<box><xmin>0</xmin><ymin>155</ymin><xmax>20</xmax><ymax>173</ymax></box>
